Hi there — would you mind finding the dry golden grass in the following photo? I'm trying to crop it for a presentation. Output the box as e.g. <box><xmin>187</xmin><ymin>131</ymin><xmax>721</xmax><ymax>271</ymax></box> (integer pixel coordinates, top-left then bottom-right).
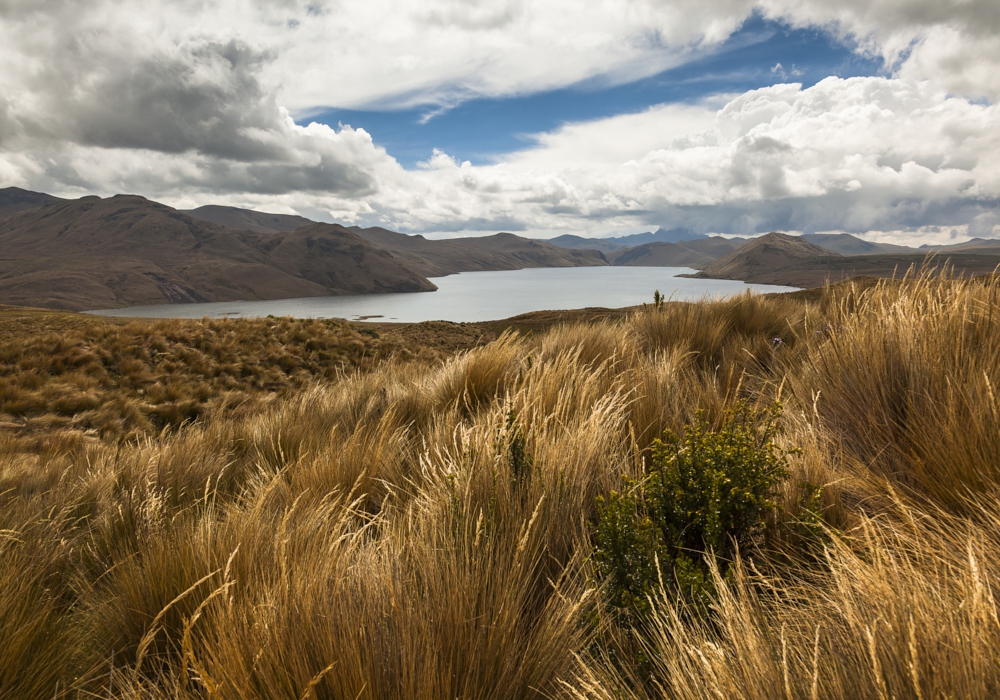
<box><xmin>3</xmin><ymin>273</ymin><xmax>1000</xmax><ymax>699</ymax></box>
<box><xmin>0</xmin><ymin>311</ymin><xmax>461</xmax><ymax>446</ymax></box>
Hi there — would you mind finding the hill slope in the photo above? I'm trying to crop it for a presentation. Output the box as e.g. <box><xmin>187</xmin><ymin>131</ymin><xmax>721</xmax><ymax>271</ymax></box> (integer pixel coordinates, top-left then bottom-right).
<box><xmin>182</xmin><ymin>205</ymin><xmax>315</xmax><ymax>233</ymax></box>
<box><xmin>545</xmin><ymin>227</ymin><xmax>709</xmax><ymax>253</ymax></box>
<box><xmin>694</xmin><ymin>232</ymin><xmax>1000</xmax><ymax>287</ymax></box>
<box><xmin>349</xmin><ymin>227</ymin><xmax>523</xmax><ymax>277</ymax></box>
<box><xmin>545</xmin><ymin>234</ymin><xmax>626</xmax><ymax>255</ymax></box>
<box><xmin>454</xmin><ymin>232</ymin><xmax>607</xmax><ymax>268</ymax></box>
<box><xmin>0</xmin><ymin>196</ymin><xmax>435</xmax><ymax>310</ymax></box>
<box><xmin>606</xmin><ymin>227</ymin><xmax>707</xmax><ymax>246</ymax></box>
<box><xmin>924</xmin><ymin>238</ymin><xmax>1000</xmax><ymax>253</ymax></box>
<box><xmin>802</xmin><ymin>233</ymin><xmax>911</xmax><ymax>255</ymax></box>
<box><xmin>609</xmin><ymin>238</ymin><xmax>746</xmax><ymax>267</ymax></box>
<box><xmin>693</xmin><ymin>232</ymin><xmax>841</xmax><ymax>284</ymax></box>
<box><xmin>351</xmin><ymin>228</ymin><xmax>608</xmax><ymax>276</ymax></box>
<box><xmin>0</xmin><ymin>187</ymin><xmax>65</xmax><ymax>219</ymax></box>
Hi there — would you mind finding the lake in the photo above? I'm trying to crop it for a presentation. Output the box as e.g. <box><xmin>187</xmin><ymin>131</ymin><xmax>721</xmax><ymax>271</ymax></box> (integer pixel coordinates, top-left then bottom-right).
<box><xmin>87</xmin><ymin>267</ymin><xmax>797</xmax><ymax>323</ymax></box>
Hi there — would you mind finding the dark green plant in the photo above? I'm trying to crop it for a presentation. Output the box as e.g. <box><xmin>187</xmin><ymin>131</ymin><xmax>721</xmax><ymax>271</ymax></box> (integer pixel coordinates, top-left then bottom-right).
<box><xmin>593</xmin><ymin>400</ymin><xmax>793</xmax><ymax>614</ymax></box>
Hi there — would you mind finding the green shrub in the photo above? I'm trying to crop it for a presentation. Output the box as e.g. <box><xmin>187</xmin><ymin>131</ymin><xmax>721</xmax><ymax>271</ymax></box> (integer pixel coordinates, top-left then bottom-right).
<box><xmin>593</xmin><ymin>400</ymin><xmax>793</xmax><ymax>613</ymax></box>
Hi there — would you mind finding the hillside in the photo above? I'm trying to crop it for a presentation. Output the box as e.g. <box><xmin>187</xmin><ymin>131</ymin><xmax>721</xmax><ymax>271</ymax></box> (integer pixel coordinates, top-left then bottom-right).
<box><xmin>349</xmin><ymin>226</ymin><xmax>528</xmax><ymax>277</ymax></box>
<box><xmin>925</xmin><ymin>237</ymin><xmax>1000</xmax><ymax>253</ymax></box>
<box><xmin>693</xmin><ymin>232</ymin><xmax>840</xmax><ymax>284</ymax></box>
<box><xmin>352</xmin><ymin>228</ymin><xmax>608</xmax><ymax>276</ymax></box>
<box><xmin>0</xmin><ymin>186</ymin><xmax>65</xmax><ymax>218</ymax></box>
<box><xmin>182</xmin><ymin>204</ymin><xmax>315</xmax><ymax>233</ymax></box>
<box><xmin>609</xmin><ymin>237</ymin><xmax>745</xmax><ymax>267</ymax></box>
<box><xmin>545</xmin><ymin>227</ymin><xmax>710</xmax><ymax>254</ymax></box>
<box><xmin>802</xmin><ymin>232</ymin><xmax>911</xmax><ymax>255</ymax></box>
<box><xmin>606</xmin><ymin>226</ymin><xmax>707</xmax><ymax>246</ymax></box>
<box><xmin>545</xmin><ymin>234</ymin><xmax>626</xmax><ymax>255</ymax></box>
<box><xmin>694</xmin><ymin>232</ymin><xmax>1000</xmax><ymax>286</ymax></box>
<box><xmin>453</xmin><ymin>232</ymin><xmax>607</xmax><ymax>267</ymax></box>
<box><xmin>0</xmin><ymin>195</ymin><xmax>435</xmax><ymax>310</ymax></box>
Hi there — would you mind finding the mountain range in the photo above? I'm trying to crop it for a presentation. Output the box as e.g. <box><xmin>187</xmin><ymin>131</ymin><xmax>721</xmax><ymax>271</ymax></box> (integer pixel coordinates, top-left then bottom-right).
<box><xmin>3</xmin><ymin>186</ymin><xmax>1000</xmax><ymax>311</ymax></box>
<box><xmin>690</xmin><ymin>232</ymin><xmax>1000</xmax><ymax>287</ymax></box>
<box><xmin>347</xmin><ymin>227</ymin><xmax>606</xmax><ymax>277</ymax></box>
<box><xmin>547</xmin><ymin>227</ymin><xmax>708</xmax><ymax>253</ymax></box>
<box><xmin>0</xmin><ymin>189</ymin><xmax>608</xmax><ymax>310</ymax></box>
<box><xmin>0</xmin><ymin>194</ymin><xmax>435</xmax><ymax>310</ymax></box>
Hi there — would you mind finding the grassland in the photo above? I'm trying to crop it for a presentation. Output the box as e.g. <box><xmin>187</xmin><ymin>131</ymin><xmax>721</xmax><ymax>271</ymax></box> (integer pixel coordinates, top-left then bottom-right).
<box><xmin>2</xmin><ymin>273</ymin><xmax>1000</xmax><ymax>699</ymax></box>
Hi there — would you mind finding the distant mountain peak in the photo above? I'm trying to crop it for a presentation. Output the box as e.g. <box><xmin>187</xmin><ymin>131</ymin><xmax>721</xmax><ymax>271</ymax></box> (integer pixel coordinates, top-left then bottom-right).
<box><xmin>603</xmin><ymin>227</ymin><xmax>708</xmax><ymax>246</ymax></box>
<box><xmin>182</xmin><ymin>204</ymin><xmax>315</xmax><ymax>234</ymax></box>
<box><xmin>695</xmin><ymin>231</ymin><xmax>838</xmax><ymax>282</ymax></box>
<box><xmin>0</xmin><ymin>186</ymin><xmax>65</xmax><ymax>218</ymax></box>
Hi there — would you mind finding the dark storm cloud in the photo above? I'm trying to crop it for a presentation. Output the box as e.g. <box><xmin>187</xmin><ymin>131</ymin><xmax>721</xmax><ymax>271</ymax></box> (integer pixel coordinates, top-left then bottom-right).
<box><xmin>49</xmin><ymin>39</ymin><xmax>285</xmax><ymax>161</ymax></box>
<box><xmin>0</xmin><ymin>1</ymin><xmax>388</xmax><ymax>197</ymax></box>
<box><xmin>13</xmin><ymin>31</ymin><xmax>294</xmax><ymax>162</ymax></box>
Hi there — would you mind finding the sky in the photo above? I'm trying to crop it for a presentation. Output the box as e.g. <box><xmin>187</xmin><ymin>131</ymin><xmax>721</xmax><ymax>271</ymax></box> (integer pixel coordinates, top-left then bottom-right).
<box><xmin>0</xmin><ymin>0</ymin><xmax>999</xmax><ymax>244</ymax></box>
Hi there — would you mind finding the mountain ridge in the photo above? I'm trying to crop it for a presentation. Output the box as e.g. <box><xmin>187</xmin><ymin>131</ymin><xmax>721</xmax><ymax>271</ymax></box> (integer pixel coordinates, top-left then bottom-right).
<box><xmin>692</xmin><ymin>232</ymin><xmax>840</xmax><ymax>284</ymax></box>
<box><xmin>692</xmin><ymin>232</ymin><xmax>1000</xmax><ymax>287</ymax></box>
<box><xmin>0</xmin><ymin>195</ymin><xmax>435</xmax><ymax>310</ymax></box>
<box><xmin>608</xmin><ymin>238</ymin><xmax>746</xmax><ymax>267</ymax></box>
<box><xmin>182</xmin><ymin>205</ymin><xmax>315</xmax><ymax>233</ymax></box>
<box><xmin>0</xmin><ymin>187</ymin><xmax>66</xmax><ymax>219</ymax></box>
<box><xmin>350</xmin><ymin>228</ymin><xmax>608</xmax><ymax>277</ymax></box>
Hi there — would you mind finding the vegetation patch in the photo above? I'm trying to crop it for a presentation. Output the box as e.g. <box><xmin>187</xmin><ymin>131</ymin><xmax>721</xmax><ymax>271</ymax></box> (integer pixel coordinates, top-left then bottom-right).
<box><xmin>0</xmin><ymin>313</ymin><xmax>438</xmax><ymax>440</ymax></box>
<box><xmin>594</xmin><ymin>401</ymin><xmax>793</xmax><ymax>613</ymax></box>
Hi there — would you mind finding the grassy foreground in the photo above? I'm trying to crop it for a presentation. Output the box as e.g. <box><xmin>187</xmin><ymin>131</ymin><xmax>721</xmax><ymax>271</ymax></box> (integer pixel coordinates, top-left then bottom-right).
<box><xmin>3</xmin><ymin>273</ymin><xmax>1000</xmax><ymax>698</ymax></box>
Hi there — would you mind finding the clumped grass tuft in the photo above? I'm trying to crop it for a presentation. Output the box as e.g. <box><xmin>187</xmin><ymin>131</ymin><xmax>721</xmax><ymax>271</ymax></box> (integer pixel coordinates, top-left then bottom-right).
<box><xmin>0</xmin><ymin>313</ymin><xmax>438</xmax><ymax>444</ymax></box>
<box><xmin>3</xmin><ymin>273</ymin><xmax>1000</xmax><ymax>698</ymax></box>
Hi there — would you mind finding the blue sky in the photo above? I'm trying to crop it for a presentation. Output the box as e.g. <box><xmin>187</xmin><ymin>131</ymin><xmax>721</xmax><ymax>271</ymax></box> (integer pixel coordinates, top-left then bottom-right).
<box><xmin>307</xmin><ymin>14</ymin><xmax>884</xmax><ymax>168</ymax></box>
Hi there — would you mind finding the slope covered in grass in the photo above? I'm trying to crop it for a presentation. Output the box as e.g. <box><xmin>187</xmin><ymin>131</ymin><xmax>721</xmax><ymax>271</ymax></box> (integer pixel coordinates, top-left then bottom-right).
<box><xmin>0</xmin><ymin>309</ymin><xmax>492</xmax><ymax>445</ymax></box>
<box><xmin>2</xmin><ymin>272</ymin><xmax>1000</xmax><ymax>699</ymax></box>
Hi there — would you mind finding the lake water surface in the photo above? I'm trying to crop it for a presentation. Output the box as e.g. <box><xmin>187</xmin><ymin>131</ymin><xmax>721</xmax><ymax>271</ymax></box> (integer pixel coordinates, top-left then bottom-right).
<box><xmin>88</xmin><ymin>267</ymin><xmax>797</xmax><ymax>323</ymax></box>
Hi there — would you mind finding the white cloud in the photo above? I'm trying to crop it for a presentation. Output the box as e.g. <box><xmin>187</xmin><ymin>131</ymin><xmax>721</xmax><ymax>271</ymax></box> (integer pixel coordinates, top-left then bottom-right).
<box><xmin>350</xmin><ymin>77</ymin><xmax>1000</xmax><ymax>239</ymax></box>
<box><xmin>0</xmin><ymin>0</ymin><xmax>998</xmax><ymax>242</ymax></box>
<box><xmin>0</xmin><ymin>0</ymin><xmax>759</xmax><ymax>115</ymax></box>
<box><xmin>761</xmin><ymin>0</ymin><xmax>1000</xmax><ymax>101</ymax></box>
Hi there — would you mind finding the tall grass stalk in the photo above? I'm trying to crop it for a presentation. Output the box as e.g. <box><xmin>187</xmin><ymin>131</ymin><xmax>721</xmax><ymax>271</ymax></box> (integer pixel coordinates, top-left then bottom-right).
<box><xmin>1</xmin><ymin>272</ymin><xmax>999</xmax><ymax>698</ymax></box>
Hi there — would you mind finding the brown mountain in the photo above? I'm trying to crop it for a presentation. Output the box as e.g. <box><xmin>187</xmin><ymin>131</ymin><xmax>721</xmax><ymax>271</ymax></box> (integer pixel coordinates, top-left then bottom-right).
<box><xmin>350</xmin><ymin>228</ymin><xmax>608</xmax><ymax>277</ymax></box>
<box><xmin>801</xmin><ymin>233</ymin><xmax>911</xmax><ymax>255</ymax></box>
<box><xmin>924</xmin><ymin>238</ymin><xmax>1000</xmax><ymax>253</ymax></box>
<box><xmin>545</xmin><ymin>234</ymin><xmax>627</xmax><ymax>255</ymax></box>
<box><xmin>694</xmin><ymin>232</ymin><xmax>1000</xmax><ymax>287</ymax></box>
<box><xmin>0</xmin><ymin>187</ymin><xmax>66</xmax><ymax>219</ymax></box>
<box><xmin>0</xmin><ymin>195</ymin><xmax>435</xmax><ymax>311</ymax></box>
<box><xmin>693</xmin><ymin>232</ymin><xmax>841</xmax><ymax>285</ymax></box>
<box><xmin>610</xmin><ymin>242</ymin><xmax>714</xmax><ymax>267</ymax></box>
<box><xmin>452</xmin><ymin>232</ymin><xmax>607</xmax><ymax>268</ymax></box>
<box><xmin>609</xmin><ymin>237</ymin><xmax>746</xmax><ymax>267</ymax></box>
<box><xmin>182</xmin><ymin>204</ymin><xmax>315</xmax><ymax>233</ymax></box>
<box><xmin>349</xmin><ymin>227</ymin><xmax>517</xmax><ymax>277</ymax></box>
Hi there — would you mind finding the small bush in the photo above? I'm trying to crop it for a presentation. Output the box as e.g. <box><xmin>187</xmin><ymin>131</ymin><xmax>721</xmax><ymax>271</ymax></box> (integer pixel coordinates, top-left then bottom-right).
<box><xmin>593</xmin><ymin>400</ymin><xmax>793</xmax><ymax>613</ymax></box>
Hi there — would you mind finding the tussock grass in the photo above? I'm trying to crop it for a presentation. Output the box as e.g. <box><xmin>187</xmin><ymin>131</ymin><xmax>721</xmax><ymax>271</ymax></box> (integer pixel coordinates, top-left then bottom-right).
<box><xmin>568</xmin><ymin>495</ymin><xmax>1000</xmax><ymax>700</ymax></box>
<box><xmin>2</xmin><ymin>272</ymin><xmax>1000</xmax><ymax>698</ymax></box>
<box><xmin>0</xmin><ymin>313</ymin><xmax>434</xmax><ymax>442</ymax></box>
<box><xmin>792</xmin><ymin>274</ymin><xmax>1000</xmax><ymax>509</ymax></box>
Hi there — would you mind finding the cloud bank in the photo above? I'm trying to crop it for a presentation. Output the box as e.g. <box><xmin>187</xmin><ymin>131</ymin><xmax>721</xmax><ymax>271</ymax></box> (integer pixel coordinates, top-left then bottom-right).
<box><xmin>0</xmin><ymin>0</ymin><xmax>998</xmax><ymax>242</ymax></box>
